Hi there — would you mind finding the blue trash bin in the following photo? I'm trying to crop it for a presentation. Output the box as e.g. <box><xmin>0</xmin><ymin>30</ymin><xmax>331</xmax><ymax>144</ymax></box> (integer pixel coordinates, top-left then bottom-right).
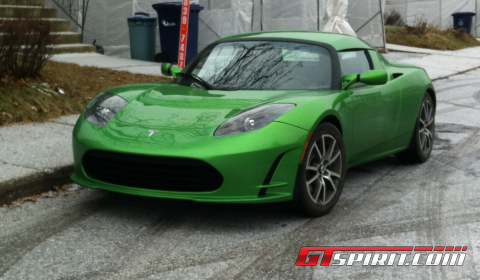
<box><xmin>152</xmin><ymin>2</ymin><xmax>204</xmax><ymax>65</ymax></box>
<box><xmin>452</xmin><ymin>12</ymin><xmax>476</xmax><ymax>34</ymax></box>
<box><xmin>128</xmin><ymin>12</ymin><xmax>157</xmax><ymax>61</ymax></box>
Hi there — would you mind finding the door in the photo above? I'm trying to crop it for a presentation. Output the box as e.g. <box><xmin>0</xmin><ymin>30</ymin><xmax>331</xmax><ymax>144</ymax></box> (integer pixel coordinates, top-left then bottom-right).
<box><xmin>340</xmin><ymin>50</ymin><xmax>402</xmax><ymax>162</ymax></box>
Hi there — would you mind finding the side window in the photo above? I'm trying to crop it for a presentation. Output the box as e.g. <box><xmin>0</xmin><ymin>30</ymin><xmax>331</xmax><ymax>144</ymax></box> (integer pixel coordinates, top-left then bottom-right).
<box><xmin>339</xmin><ymin>50</ymin><xmax>372</xmax><ymax>75</ymax></box>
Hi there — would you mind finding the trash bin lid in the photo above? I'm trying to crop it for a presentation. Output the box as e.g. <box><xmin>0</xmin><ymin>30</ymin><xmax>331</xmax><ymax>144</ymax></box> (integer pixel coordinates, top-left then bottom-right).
<box><xmin>451</xmin><ymin>12</ymin><xmax>476</xmax><ymax>16</ymax></box>
<box><xmin>128</xmin><ymin>12</ymin><xmax>158</xmax><ymax>25</ymax></box>
<box><xmin>152</xmin><ymin>2</ymin><xmax>204</xmax><ymax>11</ymax></box>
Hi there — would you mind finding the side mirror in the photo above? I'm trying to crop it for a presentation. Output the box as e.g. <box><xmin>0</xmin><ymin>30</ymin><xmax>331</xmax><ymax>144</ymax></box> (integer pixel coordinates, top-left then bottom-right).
<box><xmin>161</xmin><ymin>63</ymin><xmax>182</xmax><ymax>78</ymax></box>
<box><xmin>359</xmin><ymin>70</ymin><xmax>388</xmax><ymax>85</ymax></box>
<box><xmin>342</xmin><ymin>70</ymin><xmax>388</xmax><ymax>90</ymax></box>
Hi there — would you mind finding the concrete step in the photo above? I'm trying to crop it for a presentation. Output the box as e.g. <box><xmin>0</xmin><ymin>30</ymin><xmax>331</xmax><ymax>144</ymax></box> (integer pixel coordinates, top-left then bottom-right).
<box><xmin>0</xmin><ymin>0</ymin><xmax>44</xmax><ymax>6</ymax></box>
<box><xmin>0</xmin><ymin>1</ymin><xmax>93</xmax><ymax>55</ymax></box>
<box><xmin>50</xmin><ymin>43</ymin><xmax>96</xmax><ymax>54</ymax></box>
<box><xmin>0</xmin><ymin>17</ymin><xmax>70</xmax><ymax>32</ymax></box>
<box><xmin>0</xmin><ymin>32</ymin><xmax>81</xmax><ymax>44</ymax></box>
<box><xmin>0</xmin><ymin>6</ymin><xmax>57</xmax><ymax>18</ymax></box>
<box><xmin>51</xmin><ymin>32</ymin><xmax>82</xmax><ymax>44</ymax></box>
<box><xmin>0</xmin><ymin>40</ymin><xmax>95</xmax><ymax>53</ymax></box>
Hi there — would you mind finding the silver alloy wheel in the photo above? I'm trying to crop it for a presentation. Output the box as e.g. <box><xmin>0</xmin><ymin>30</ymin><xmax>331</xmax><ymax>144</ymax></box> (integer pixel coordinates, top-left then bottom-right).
<box><xmin>305</xmin><ymin>134</ymin><xmax>342</xmax><ymax>205</ymax></box>
<box><xmin>418</xmin><ymin>98</ymin><xmax>434</xmax><ymax>154</ymax></box>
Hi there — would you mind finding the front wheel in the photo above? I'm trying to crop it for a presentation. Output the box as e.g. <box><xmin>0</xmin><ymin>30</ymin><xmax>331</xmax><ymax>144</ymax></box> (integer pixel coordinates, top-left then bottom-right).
<box><xmin>397</xmin><ymin>93</ymin><xmax>435</xmax><ymax>163</ymax></box>
<box><xmin>293</xmin><ymin>123</ymin><xmax>346</xmax><ymax>217</ymax></box>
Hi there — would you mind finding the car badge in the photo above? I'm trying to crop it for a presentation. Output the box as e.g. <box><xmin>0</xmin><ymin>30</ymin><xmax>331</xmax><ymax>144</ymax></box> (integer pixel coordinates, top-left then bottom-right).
<box><xmin>148</xmin><ymin>130</ymin><xmax>159</xmax><ymax>137</ymax></box>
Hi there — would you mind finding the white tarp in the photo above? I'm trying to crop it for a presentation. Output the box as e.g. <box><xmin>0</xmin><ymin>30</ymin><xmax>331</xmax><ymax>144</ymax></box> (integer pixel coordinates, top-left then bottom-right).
<box><xmin>199</xmin><ymin>0</ymin><xmax>385</xmax><ymax>50</ymax></box>
<box><xmin>385</xmin><ymin>0</ymin><xmax>479</xmax><ymax>36</ymax></box>
<box><xmin>197</xmin><ymin>0</ymin><xmax>253</xmax><ymax>51</ymax></box>
<box><xmin>45</xmin><ymin>0</ymin><xmax>386</xmax><ymax>58</ymax></box>
<box><xmin>323</xmin><ymin>0</ymin><xmax>356</xmax><ymax>36</ymax></box>
<box><xmin>348</xmin><ymin>0</ymin><xmax>385</xmax><ymax>48</ymax></box>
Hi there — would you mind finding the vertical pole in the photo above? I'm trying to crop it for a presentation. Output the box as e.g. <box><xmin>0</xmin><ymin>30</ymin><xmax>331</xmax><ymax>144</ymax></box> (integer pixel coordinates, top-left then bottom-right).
<box><xmin>317</xmin><ymin>0</ymin><xmax>320</xmax><ymax>31</ymax></box>
<box><xmin>476</xmin><ymin>0</ymin><xmax>478</xmax><ymax>37</ymax></box>
<box><xmin>251</xmin><ymin>0</ymin><xmax>255</xmax><ymax>31</ymax></box>
<box><xmin>439</xmin><ymin>0</ymin><xmax>442</xmax><ymax>28</ymax></box>
<box><xmin>178</xmin><ymin>0</ymin><xmax>190</xmax><ymax>68</ymax></box>
<box><xmin>260</xmin><ymin>0</ymin><xmax>263</xmax><ymax>31</ymax></box>
<box><xmin>379</xmin><ymin>0</ymin><xmax>386</xmax><ymax>49</ymax></box>
<box><xmin>81</xmin><ymin>0</ymin><xmax>86</xmax><ymax>42</ymax></box>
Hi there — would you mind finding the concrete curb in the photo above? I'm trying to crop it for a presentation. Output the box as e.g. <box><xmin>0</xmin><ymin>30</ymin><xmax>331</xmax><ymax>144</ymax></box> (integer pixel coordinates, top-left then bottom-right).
<box><xmin>431</xmin><ymin>66</ymin><xmax>480</xmax><ymax>81</ymax></box>
<box><xmin>0</xmin><ymin>165</ymin><xmax>73</xmax><ymax>205</ymax></box>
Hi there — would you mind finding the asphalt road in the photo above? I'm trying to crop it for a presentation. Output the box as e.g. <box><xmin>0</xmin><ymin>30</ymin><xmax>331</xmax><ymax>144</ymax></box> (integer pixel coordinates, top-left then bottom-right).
<box><xmin>1</xmin><ymin>69</ymin><xmax>480</xmax><ymax>280</ymax></box>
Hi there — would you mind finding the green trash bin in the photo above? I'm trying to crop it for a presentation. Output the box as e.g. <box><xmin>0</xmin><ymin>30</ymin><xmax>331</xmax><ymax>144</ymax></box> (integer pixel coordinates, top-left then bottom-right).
<box><xmin>128</xmin><ymin>12</ymin><xmax>157</xmax><ymax>61</ymax></box>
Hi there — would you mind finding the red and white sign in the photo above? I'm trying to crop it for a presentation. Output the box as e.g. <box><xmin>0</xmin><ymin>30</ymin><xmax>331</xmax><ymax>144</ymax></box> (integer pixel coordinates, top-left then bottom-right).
<box><xmin>296</xmin><ymin>246</ymin><xmax>467</xmax><ymax>266</ymax></box>
<box><xmin>177</xmin><ymin>0</ymin><xmax>190</xmax><ymax>68</ymax></box>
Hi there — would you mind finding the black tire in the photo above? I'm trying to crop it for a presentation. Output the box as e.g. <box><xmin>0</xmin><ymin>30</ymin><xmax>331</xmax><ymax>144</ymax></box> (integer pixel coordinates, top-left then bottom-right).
<box><xmin>397</xmin><ymin>93</ymin><xmax>435</xmax><ymax>163</ymax></box>
<box><xmin>293</xmin><ymin>123</ymin><xmax>346</xmax><ymax>217</ymax></box>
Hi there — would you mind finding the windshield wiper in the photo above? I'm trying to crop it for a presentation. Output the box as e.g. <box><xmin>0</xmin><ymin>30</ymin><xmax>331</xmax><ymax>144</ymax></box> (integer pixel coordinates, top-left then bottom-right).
<box><xmin>176</xmin><ymin>72</ymin><xmax>215</xmax><ymax>90</ymax></box>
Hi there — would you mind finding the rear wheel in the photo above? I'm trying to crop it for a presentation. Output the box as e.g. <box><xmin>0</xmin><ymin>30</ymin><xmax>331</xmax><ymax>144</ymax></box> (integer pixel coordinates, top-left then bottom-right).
<box><xmin>293</xmin><ymin>123</ymin><xmax>346</xmax><ymax>217</ymax></box>
<box><xmin>397</xmin><ymin>93</ymin><xmax>435</xmax><ymax>163</ymax></box>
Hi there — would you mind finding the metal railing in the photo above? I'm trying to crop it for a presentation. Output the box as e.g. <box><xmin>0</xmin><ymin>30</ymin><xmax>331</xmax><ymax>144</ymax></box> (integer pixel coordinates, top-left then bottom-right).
<box><xmin>51</xmin><ymin>0</ymin><xmax>90</xmax><ymax>40</ymax></box>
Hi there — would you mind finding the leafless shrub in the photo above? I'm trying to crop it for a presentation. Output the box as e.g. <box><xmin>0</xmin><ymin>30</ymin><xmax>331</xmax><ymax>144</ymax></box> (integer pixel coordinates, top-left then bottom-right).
<box><xmin>405</xmin><ymin>18</ymin><xmax>429</xmax><ymax>35</ymax></box>
<box><xmin>0</xmin><ymin>18</ymin><xmax>53</xmax><ymax>80</ymax></box>
<box><xmin>384</xmin><ymin>10</ymin><xmax>406</xmax><ymax>27</ymax></box>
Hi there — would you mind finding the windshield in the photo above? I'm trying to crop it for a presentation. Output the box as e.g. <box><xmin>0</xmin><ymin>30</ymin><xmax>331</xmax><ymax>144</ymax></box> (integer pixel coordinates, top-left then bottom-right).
<box><xmin>177</xmin><ymin>41</ymin><xmax>332</xmax><ymax>91</ymax></box>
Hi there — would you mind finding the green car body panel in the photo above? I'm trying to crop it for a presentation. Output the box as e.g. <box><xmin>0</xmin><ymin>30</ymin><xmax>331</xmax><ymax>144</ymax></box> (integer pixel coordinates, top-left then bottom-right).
<box><xmin>71</xmin><ymin>31</ymin><xmax>435</xmax><ymax>203</ymax></box>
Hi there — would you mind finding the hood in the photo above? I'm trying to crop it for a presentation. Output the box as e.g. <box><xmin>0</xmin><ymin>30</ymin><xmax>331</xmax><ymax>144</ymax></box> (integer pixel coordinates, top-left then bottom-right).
<box><xmin>114</xmin><ymin>83</ymin><xmax>308</xmax><ymax>133</ymax></box>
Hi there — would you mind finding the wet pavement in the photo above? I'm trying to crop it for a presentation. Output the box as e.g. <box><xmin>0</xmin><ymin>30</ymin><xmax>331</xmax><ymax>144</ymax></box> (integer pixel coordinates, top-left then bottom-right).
<box><xmin>1</xmin><ymin>69</ymin><xmax>480</xmax><ymax>279</ymax></box>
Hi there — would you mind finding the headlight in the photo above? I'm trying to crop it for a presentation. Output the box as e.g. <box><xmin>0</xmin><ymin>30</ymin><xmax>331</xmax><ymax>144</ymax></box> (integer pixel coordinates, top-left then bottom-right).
<box><xmin>214</xmin><ymin>104</ymin><xmax>295</xmax><ymax>136</ymax></box>
<box><xmin>84</xmin><ymin>93</ymin><xmax>128</xmax><ymax>127</ymax></box>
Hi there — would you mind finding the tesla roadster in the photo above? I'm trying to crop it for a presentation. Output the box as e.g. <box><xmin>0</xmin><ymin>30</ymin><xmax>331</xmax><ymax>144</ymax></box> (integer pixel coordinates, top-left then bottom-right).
<box><xmin>71</xmin><ymin>31</ymin><xmax>435</xmax><ymax>216</ymax></box>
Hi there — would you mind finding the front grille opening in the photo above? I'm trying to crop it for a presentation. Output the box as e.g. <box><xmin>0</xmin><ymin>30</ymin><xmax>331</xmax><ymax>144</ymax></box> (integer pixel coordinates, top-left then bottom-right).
<box><xmin>82</xmin><ymin>150</ymin><xmax>223</xmax><ymax>192</ymax></box>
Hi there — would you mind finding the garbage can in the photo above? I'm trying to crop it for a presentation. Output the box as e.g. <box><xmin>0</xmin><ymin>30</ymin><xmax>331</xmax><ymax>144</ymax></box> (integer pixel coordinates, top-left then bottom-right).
<box><xmin>152</xmin><ymin>2</ymin><xmax>204</xmax><ymax>65</ymax></box>
<box><xmin>128</xmin><ymin>12</ymin><xmax>157</xmax><ymax>61</ymax></box>
<box><xmin>452</xmin><ymin>12</ymin><xmax>476</xmax><ymax>34</ymax></box>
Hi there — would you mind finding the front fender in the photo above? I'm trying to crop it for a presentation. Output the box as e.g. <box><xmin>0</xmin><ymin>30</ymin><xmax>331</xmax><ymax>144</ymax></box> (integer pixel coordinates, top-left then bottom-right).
<box><xmin>274</xmin><ymin>90</ymin><xmax>354</xmax><ymax>159</ymax></box>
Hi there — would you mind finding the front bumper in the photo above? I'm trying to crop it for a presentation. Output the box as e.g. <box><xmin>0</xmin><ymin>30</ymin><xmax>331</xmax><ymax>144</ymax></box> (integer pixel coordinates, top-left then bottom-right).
<box><xmin>71</xmin><ymin>119</ymin><xmax>309</xmax><ymax>203</ymax></box>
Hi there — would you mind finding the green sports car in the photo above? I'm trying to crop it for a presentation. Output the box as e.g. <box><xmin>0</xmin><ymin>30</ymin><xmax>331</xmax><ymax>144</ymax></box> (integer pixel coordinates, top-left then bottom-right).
<box><xmin>71</xmin><ymin>31</ymin><xmax>435</xmax><ymax>216</ymax></box>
